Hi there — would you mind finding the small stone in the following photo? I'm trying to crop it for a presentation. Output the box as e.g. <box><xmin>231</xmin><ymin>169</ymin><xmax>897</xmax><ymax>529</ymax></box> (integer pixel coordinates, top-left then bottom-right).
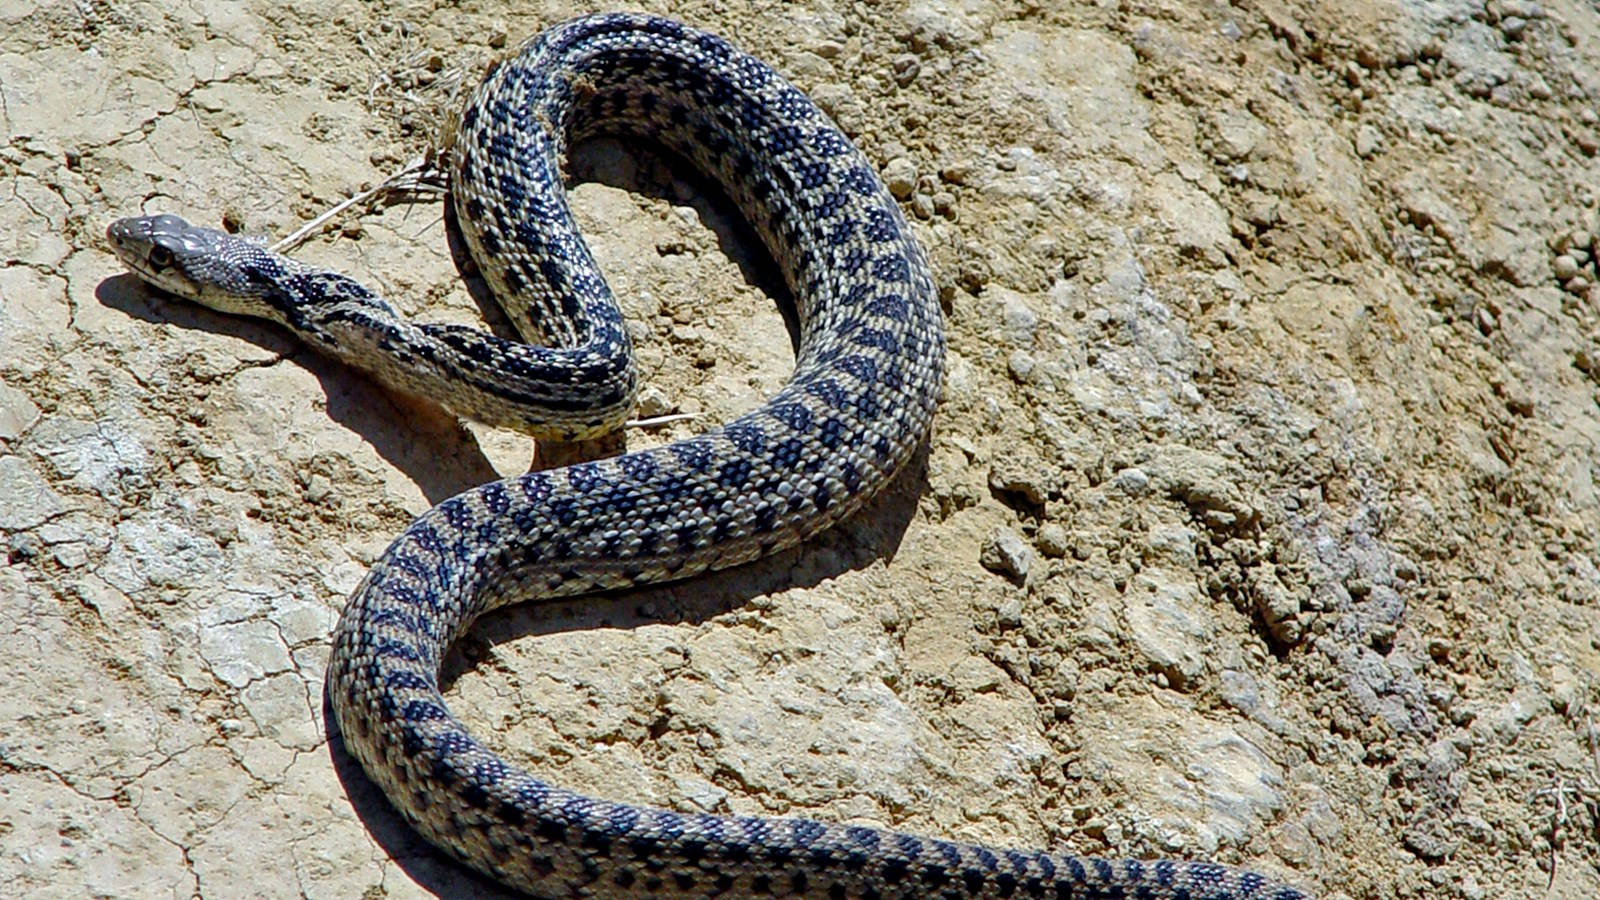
<box><xmin>1269</xmin><ymin>821</ymin><xmax>1319</xmax><ymax>867</ymax></box>
<box><xmin>1403</xmin><ymin>821</ymin><xmax>1459</xmax><ymax>861</ymax></box>
<box><xmin>994</xmin><ymin>288</ymin><xmax>1038</xmax><ymax>346</ymax></box>
<box><xmin>1036</xmin><ymin>523</ymin><xmax>1069</xmax><ymax>558</ymax></box>
<box><xmin>9</xmin><ymin>532</ymin><xmax>41</xmax><ymax>561</ymax></box>
<box><xmin>891</xmin><ymin>54</ymin><xmax>920</xmax><ymax>87</ymax></box>
<box><xmin>673</xmin><ymin>774</ymin><xmax>730</xmax><ymax>814</ymax></box>
<box><xmin>812</xmin><ymin>40</ymin><xmax>844</xmax><ymax>59</ymax></box>
<box><xmin>1575</xmin><ymin>348</ymin><xmax>1598</xmax><ymax>375</ymax></box>
<box><xmin>1553</xmin><ymin>254</ymin><xmax>1580</xmax><ymax>281</ymax></box>
<box><xmin>304</xmin><ymin>473</ymin><xmax>333</xmax><ymax>503</ymax></box>
<box><xmin>1114</xmin><ymin>467</ymin><xmax>1151</xmax><ymax>495</ymax></box>
<box><xmin>996</xmin><ymin>597</ymin><xmax>1024</xmax><ymax>628</ymax></box>
<box><xmin>1565</xmin><ymin>276</ymin><xmax>1591</xmax><ymax>295</ymax></box>
<box><xmin>1007</xmin><ymin>349</ymin><xmax>1035</xmax><ymax>381</ymax></box>
<box><xmin>989</xmin><ymin>453</ymin><xmax>1053</xmax><ymax>508</ymax></box>
<box><xmin>1354</xmin><ymin>124</ymin><xmax>1381</xmax><ymax>158</ymax></box>
<box><xmin>487</xmin><ymin>29</ymin><xmax>507</xmax><ymax>48</ymax></box>
<box><xmin>980</xmin><ymin>528</ymin><xmax>1034</xmax><ymax>583</ymax></box>
<box><xmin>882</xmin><ymin>157</ymin><xmax>918</xmax><ymax>200</ymax></box>
<box><xmin>1476</xmin><ymin>306</ymin><xmax>1497</xmax><ymax>334</ymax></box>
<box><xmin>939</xmin><ymin>162</ymin><xmax>971</xmax><ymax>185</ymax></box>
<box><xmin>1499</xmin><ymin>16</ymin><xmax>1527</xmax><ymax>40</ymax></box>
<box><xmin>637</xmin><ymin>385</ymin><xmax>673</xmax><ymax>417</ymax></box>
<box><xmin>0</xmin><ymin>382</ymin><xmax>40</xmax><ymax>442</ymax></box>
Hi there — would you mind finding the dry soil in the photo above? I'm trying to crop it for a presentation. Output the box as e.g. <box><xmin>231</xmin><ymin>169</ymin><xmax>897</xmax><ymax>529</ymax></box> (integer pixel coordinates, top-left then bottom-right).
<box><xmin>3</xmin><ymin>1</ymin><xmax>1599</xmax><ymax>898</ymax></box>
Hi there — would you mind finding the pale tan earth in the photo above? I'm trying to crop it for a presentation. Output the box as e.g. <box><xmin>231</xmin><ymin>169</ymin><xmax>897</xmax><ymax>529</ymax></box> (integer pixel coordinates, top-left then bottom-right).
<box><xmin>2</xmin><ymin>0</ymin><xmax>1599</xmax><ymax>897</ymax></box>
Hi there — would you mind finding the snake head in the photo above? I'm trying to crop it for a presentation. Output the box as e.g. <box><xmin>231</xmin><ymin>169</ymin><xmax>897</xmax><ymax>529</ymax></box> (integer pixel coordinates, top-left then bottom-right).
<box><xmin>107</xmin><ymin>214</ymin><xmax>289</xmax><ymax>318</ymax></box>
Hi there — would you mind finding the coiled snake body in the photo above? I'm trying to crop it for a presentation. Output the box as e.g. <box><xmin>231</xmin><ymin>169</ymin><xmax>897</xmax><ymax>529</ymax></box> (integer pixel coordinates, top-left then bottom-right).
<box><xmin>108</xmin><ymin>13</ymin><xmax>1307</xmax><ymax>899</ymax></box>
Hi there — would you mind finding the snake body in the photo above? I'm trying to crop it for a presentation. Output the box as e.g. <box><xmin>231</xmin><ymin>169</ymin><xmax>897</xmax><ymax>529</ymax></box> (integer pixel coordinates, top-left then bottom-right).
<box><xmin>108</xmin><ymin>13</ymin><xmax>1307</xmax><ymax>899</ymax></box>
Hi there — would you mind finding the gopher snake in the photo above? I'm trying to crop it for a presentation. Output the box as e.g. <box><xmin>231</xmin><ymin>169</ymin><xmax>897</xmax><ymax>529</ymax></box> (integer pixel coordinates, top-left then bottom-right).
<box><xmin>108</xmin><ymin>13</ymin><xmax>1308</xmax><ymax>899</ymax></box>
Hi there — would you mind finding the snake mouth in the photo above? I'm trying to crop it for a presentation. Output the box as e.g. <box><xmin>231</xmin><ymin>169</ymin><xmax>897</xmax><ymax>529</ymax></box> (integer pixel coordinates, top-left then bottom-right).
<box><xmin>106</xmin><ymin>214</ymin><xmax>215</xmax><ymax>302</ymax></box>
<box><xmin>105</xmin><ymin>217</ymin><xmax>153</xmax><ymax>271</ymax></box>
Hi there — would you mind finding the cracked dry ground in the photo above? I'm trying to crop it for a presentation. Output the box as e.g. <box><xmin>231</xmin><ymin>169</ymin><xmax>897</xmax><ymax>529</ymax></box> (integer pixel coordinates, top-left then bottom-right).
<box><xmin>4</xmin><ymin>1</ymin><xmax>1600</xmax><ymax>898</ymax></box>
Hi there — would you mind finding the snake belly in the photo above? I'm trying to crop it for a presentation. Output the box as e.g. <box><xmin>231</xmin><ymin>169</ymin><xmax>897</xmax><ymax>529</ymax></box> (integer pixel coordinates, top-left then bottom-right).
<box><xmin>325</xmin><ymin>13</ymin><xmax>1308</xmax><ymax>900</ymax></box>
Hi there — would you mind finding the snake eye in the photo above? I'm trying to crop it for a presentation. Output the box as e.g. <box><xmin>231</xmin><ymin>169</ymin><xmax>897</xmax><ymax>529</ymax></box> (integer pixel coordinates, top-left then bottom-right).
<box><xmin>148</xmin><ymin>244</ymin><xmax>174</xmax><ymax>270</ymax></box>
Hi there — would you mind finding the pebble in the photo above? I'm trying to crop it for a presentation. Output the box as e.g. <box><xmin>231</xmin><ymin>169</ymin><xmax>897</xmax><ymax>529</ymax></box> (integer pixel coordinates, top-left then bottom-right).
<box><xmin>304</xmin><ymin>473</ymin><xmax>333</xmax><ymax>503</ymax></box>
<box><xmin>0</xmin><ymin>455</ymin><xmax>67</xmax><ymax>530</ymax></box>
<box><xmin>1565</xmin><ymin>276</ymin><xmax>1590</xmax><ymax>295</ymax></box>
<box><xmin>996</xmin><ymin>288</ymin><xmax>1038</xmax><ymax>346</ymax></box>
<box><xmin>996</xmin><ymin>597</ymin><xmax>1024</xmax><ymax>628</ymax></box>
<box><xmin>1476</xmin><ymin>306</ymin><xmax>1497</xmax><ymax>335</ymax></box>
<box><xmin>1552</xmin><ymin>254</ymin><xmax>1579</xmax><ymax>281</ymax></box>
<box><xmin>637</xmin><ymin>385</ymin><xmax>673</xmax><ymax>417</ymax></box>
<box><xmin>9</xmin><ymin>532</ymin><xmax>41</xmax><ymax>561</ymax></box>
<box><xmin>980</xmin><ymin>528</ymin><xmax>1034</xmax><ymax>583</ymax></box>
<box><xmin>1007</xmin><ymin>349</ymin><xmax>1035</xmax><ymax>382</ymax></box>
<box><xmin>882</xmin><ymin>157</ymin><xmax>918</xmax><ymax>200</ymax></box>
<box><xmin>891</xmin><ymin>54</ymin><xmax>920</xmax><ymax>87</ymax></box>
<box><xmin>1036</xmin><ymin>523</ymin><xmax>1069</xmax><ymax>558</ymax></box>
<box><xmin>0</xmin><ymin>383</ymin><xmax>40</xmax><ymax>442</ymax></box>
<box><xmin>1113</xmin><ymin>466</ymin><xmax>1151</xmax><ymax>495</ymax></box>
<box><xmin>988</xmin><ymin>454</ymin><xmax>1053</xmax><ymax>507</ymax></box>
<box><xmin>939</xmin><ymin>162</ymin><xmax>971</xmax><ymax>185</ymax></box>
<box><xmin>1354</xmin><ymin>124</ymin><xmax>1382</xmax><ymax>158</ymax></box>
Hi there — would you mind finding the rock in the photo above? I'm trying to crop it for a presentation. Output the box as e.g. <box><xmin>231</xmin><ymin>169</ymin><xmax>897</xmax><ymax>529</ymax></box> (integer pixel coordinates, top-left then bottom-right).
<box><xmin>1354</xmin><ymin>124</ymin><xmax>1382</xmax><ymax>158</ymax></box>
<box><xmin>980</xmin><ymin>527</ymin><xmax>1034</xmax><ymax>583</ymax></box>
<box><xmin>0</xmin><ymin>382</ymin><xmax>40</xmax><ymax>442</ymax></box>
<box><xmin>1113</xmin><ymin>466</ymin><xmax>1151</xmax><ymax>496</ymax></box>
<box><xmin>988</xmin><ymin>451</ymin><xmax>1054</xmax><ymax>508</ymax></box>
<box><xmin>1123</xmin><ymin>571</ymin><xmax>1213</xmax><ymax>689</ymax></box>
<box><xmin>882</xmin><ymin>157</ymin><xmax>918</xmax><ymax>200</ymax></box>
<box><xmin>1211</xmin><ymin>107</ymin><xmax>1269</xmax><ymax>162</ymax></box>
<box><xmin>636</xmin><ymin>385</ymin><xmax>673</xmax><ymax>417</ymax></box>
<box><xmin>986</xmin><ymin>286</ymin><xmax>1038</xmax><ymax>346</ymax></box>
<box><xmin>1036</xmin><ymin>522</ymin><xmax>1069</xmax><ymax>558</ymax></box>
<box><xmin>0</xmin><ymin>454</ymin><xmax>67</xmax><ymax>531</ymax></box>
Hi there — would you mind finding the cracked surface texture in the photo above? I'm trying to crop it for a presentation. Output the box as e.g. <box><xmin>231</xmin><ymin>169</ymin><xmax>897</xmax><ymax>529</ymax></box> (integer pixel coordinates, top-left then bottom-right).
<box><xmin>3</xmin><ymin>1</ymin><xmax>1600</xmax><ymax>897</ymax></box>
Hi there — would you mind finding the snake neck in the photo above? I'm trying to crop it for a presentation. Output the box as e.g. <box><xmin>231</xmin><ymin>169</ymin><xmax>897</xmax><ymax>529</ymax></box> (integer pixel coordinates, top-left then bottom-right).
<box><xmin>262</xmin><ymin>270</ymin><xmax>636</xmax><ymax>439</ymax></box>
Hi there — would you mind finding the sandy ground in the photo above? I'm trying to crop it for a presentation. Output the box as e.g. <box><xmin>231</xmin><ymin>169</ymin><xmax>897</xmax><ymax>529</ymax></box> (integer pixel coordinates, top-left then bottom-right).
<box><xmin>3</xmin><ymin>0</ymin><xmax>1599</xmax><ymax>897</ymax></box>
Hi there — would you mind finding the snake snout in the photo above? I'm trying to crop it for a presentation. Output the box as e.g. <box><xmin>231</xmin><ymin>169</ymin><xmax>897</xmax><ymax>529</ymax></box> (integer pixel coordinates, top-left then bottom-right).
<box><xmin>105</xmin><ymin>216</ymin><xmax>143</xmax><ymax>255</ymax></box>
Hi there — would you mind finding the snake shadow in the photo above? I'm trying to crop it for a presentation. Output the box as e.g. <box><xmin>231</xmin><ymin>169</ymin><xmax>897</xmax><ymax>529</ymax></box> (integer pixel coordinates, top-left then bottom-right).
<box><xmin>95</xmin><ymin>133</ymin><xmax>796</xmax><ymax>506</ymax></box>
<box><xmin>323</xmin><ymin>442</ymin><xmax>932</xmax><ymax>897</ymax></box>
<box><xmin>94</xmin><ymin>272</ymin><xmax>503</xmax><ymax>505</ymax></box>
